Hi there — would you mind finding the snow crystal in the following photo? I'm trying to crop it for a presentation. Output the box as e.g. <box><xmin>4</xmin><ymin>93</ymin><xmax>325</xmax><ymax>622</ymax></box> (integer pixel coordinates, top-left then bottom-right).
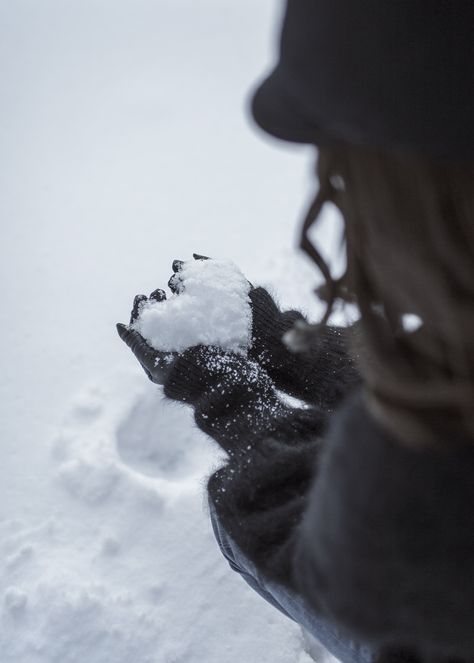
<box><xmin>132</xmin><ymin>259</ymin><xmax>252</xmax><ymax>353</ymax></box>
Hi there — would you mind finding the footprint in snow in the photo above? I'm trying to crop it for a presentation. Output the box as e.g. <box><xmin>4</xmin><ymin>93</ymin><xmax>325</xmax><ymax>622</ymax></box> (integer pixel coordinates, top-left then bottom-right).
<box><xmin>116</xmin><ymin>389</ymin><xmax>210</xmax><ymax>481</ymax></box>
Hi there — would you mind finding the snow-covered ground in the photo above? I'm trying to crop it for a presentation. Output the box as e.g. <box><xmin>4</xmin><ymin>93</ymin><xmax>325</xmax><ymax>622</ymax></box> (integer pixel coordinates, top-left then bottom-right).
<box><xmin>0</xmin><ymin>2</ymin><xmax>344</xmax><ymax>661</ymax></box>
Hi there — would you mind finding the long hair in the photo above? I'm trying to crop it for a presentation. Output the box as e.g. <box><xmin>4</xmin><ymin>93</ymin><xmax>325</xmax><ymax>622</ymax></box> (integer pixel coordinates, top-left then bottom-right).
<box><xmin>300</xmin><ymin>147</ymin><xmax>474</xmax><ymax>446</ymax></box>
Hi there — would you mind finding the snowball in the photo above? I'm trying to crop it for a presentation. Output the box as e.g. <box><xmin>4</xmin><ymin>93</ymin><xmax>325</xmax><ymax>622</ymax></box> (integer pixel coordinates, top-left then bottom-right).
<box><xmin>132</xmin><ymin>259</ymin><xmax>252</xmax><ymax>353</ymax></box>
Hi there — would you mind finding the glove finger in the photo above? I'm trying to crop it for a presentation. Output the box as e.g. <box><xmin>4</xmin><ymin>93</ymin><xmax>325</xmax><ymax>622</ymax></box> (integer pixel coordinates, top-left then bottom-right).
<box><xmin>249</xmin><ymin>286</ymin><xmax>276</xmax><ymax>309</ymax></box>
<box><xmin>117</xmin><ymin>324</ymin><xmax>176</xmax><ymax>384</ymax></box>
<box><xmin>149</xmin><ymin>288</ymin><xmax>166</xmax><ymax>302</ymax></box>
<box><xmin>172</xmin><ymin>259</ymin><xmax>184</xmax><ymax>273</ymax></box>
<box><xmin>168</xmin><ymin>273</ymin><xmax>183</xmax><ymax>294</ymax></box>
<box><xmin>116</xmin><ymin>323</ymin><xmax>158</xmax><ymax>373</ymax></box>
<box><xmin>130</xmin><ymin>294</ymin><xmax>148</xmax><ymax>324</ymax></box>
<box><xmin>170</xmin><ymin>254</ymin><xmax>209</xmax><ymax>292</ymax></box>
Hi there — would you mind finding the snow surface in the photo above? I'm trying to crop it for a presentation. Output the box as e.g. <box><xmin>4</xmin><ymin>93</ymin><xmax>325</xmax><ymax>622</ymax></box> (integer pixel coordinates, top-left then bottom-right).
<box><xmin>0</xmin><ymin>1</ymin><xmax>348</xmax><ymax>661</ymax></box>
<box><xmin>133</xmin><ymin>259</ymin><xmax>252</xmax><ymax>353</ymax></box>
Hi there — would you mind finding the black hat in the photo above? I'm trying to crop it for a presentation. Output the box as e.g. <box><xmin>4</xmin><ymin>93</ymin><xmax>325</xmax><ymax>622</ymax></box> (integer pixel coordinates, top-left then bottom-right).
<box><xmin>251</xmin><ymin>1</ymin><xmax>474</xmax><ymax>159</ymax></box>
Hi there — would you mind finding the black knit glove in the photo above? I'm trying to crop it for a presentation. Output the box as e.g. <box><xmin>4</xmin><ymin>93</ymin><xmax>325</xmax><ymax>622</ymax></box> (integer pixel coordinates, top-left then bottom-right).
<box><xmin>116</xmin><ymin>288</ymin><xmax>178</xmax><ymax>384</ymax></box>
<box><xmin>118</xmin><ymin>255</ymin><xmax>359</xmax><ymax>414</ymax></box>
<box><xmin>115</xmin><ymin>282</ymin><xmax>291</xmax><ymax>387</ymax></box>
<box><xmin>248</xmin><ymin>286</ymin><xmax>361</xmax><ymax>409</ymax></box>
<box><xmin>116</xmin><ymin>270</ymin><xmax>292</xmax><ymax>449</ymax></box>
<box><xmin>116</xmin><ymin>255</ymin><xmax>246</xmax><ymax>386</ymax></box>
<box><xmin>165</xmin><ymin>254</ymin><xmax>360</xmax><ymax>409</ymax></box>
<box><xmin>248</xmin><ymin>286</ymin><xmax>305</xmax><ymax>365</ymax></box>
<box><xmin>116</xmin><ymin>258</ymin><xmax>223</xmax><ymax>384</ymax></box>
<box><xmin>118</xmin><ymin>329</ymin><xmax>296</xmax><ymax>456</ymax></box>
<box><xmin>165</xmin><ymin>253</ymin><xmax>303</xmax><ymax>367</ymax></box>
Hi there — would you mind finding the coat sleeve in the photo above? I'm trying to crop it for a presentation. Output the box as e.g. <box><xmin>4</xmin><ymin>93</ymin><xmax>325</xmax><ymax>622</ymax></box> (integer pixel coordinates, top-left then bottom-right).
<box><xmin>209</xmin><ymin>387</ymin><xmax>474</xmax><ymax>658</ymax></box>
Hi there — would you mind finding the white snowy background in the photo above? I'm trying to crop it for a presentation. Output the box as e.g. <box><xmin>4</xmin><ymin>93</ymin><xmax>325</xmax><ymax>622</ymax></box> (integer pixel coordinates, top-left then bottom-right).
<box><xmin>0</xmin><ymin>1</ymin><xmax>344</xmax><ymax>661</ymax></box>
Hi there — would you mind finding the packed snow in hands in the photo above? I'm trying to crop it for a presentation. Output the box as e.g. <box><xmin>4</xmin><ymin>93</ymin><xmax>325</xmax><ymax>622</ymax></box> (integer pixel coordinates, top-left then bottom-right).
<box><xmin>132</xmin><ymin>258</ymin><xmax>252</xmax><ymax>354</ymax></box>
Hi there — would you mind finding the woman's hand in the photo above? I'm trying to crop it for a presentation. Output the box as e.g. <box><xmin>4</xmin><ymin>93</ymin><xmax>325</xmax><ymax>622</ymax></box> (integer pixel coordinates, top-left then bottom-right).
<box><xmin>116</xmin><ymin>254</ymin><xmax>213</xmax><ymax>382</ymax></box>
<box><xmin>116</xmin><ymin>287</ymin><xmax>178</xmax><ymax>384</ymax></box>
<box><xmin>165</xmin><ymin>253</ymin><xmax>289</xmax><ymax>363</ymax></box>
<box><xmin>117</xmin><ymin>253</ymin><xmax>298</xmax><ymax>383</ymax></box>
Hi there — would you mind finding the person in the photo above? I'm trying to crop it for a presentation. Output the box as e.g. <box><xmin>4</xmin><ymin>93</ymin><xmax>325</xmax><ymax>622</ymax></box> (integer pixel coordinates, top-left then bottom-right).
<box><xmin>117</xmin><ymin>2</ymin><xmax>474</xmax><ymax>662</ymax></box>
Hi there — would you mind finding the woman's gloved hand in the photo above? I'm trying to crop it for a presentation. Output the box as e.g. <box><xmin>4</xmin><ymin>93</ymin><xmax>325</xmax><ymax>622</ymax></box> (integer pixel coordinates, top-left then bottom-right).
<box><xmin>116</xmin><ymin>287</ymin><xmax>178</xmax><ymax>384</ymax></box>
<box><xmin>116</xmin><ymin>254</ymin><xmax>211</xmax><ymax>382</ymax></box>
<box><xmin>117</xmin><ymin>253</ymin><xmax>304</xmax><ymax>386</ymax></box>
<box><xmin>167</xmin><ymin>255</ymin><xmax>358</xmax><ymax>410</ymax></box>
<box><xmin>164</xmin><ymin>253</ymin><xmax>297</xmax><ymax>365</ymax></box>
<box><xmin>248</xmin><ymin>286</ymin><xmax>305</xmax><ymax>364</ymax></box>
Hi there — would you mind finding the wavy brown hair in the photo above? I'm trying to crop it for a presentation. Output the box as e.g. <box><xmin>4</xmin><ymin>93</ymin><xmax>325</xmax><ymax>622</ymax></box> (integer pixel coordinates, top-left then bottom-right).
<box><xmin>300</xmin><ymin>147</ymin><xmax>474</xmax><ymax>447</ymax></box>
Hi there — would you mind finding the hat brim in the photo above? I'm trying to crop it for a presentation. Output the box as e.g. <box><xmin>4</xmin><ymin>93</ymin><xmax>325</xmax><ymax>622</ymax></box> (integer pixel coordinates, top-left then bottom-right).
<box><xmin>250</xmin><ymin>67</ymin><xmax>327</xmax><ymax>146</ymax></box>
